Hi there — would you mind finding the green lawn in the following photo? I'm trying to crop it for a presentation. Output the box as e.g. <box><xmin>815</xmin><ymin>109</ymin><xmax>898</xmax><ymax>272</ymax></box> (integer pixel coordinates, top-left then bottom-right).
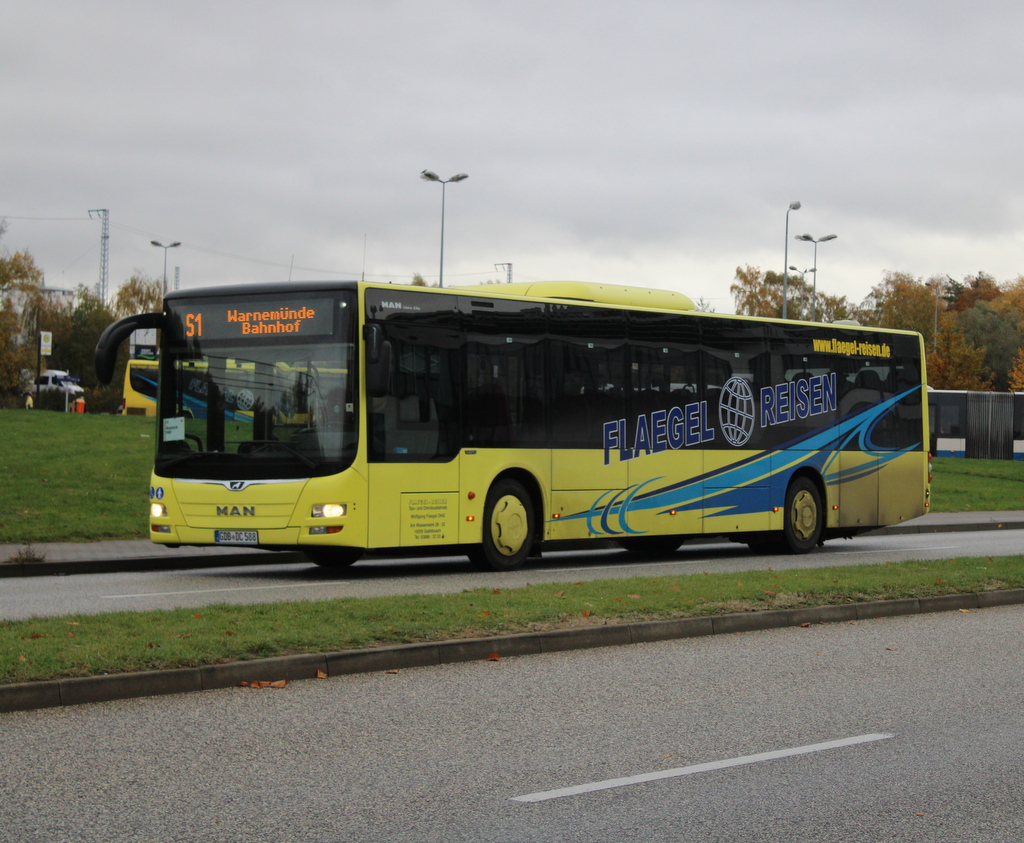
<box><xmin>0</xmin><ymin>410</ymin><xmax>154</xmax><ymax>544</ymax></box>
<box><xmin>929</xmin><ymin>457</ymin><xmax>1024</xmax><ymax>512</ymax></box>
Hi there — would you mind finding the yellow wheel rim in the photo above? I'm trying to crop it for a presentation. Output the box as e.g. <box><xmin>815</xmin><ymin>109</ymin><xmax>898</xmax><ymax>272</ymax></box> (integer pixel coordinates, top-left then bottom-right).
<box><xmin>491</xmin><ymin>494</ymin><xmax>528</xmax><ymax>556</ymax></box>
<box><xmin>790</xmin><ymin>489</ymin><xmax>818</xmax><ymax>542</ymax></box>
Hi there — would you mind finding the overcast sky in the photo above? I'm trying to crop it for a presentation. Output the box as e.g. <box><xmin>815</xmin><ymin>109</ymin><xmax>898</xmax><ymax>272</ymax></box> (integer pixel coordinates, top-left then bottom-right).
<box><xmin>4</xmin><ymin>1</ymin><xmax>1024</xmax><ymax>312</ymax></box>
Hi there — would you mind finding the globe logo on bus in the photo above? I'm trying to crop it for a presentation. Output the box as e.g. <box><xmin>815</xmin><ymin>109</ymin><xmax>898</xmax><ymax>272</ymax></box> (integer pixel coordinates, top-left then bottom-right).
<box><xmin>718</xmin><ymin>376</ymin><xmax>755</xmax><ymax>447</ymax></box>
<box><xmin>235</xmin><ymin>389</ymin><xmax>256</xmax><ymax>412</ymax></box>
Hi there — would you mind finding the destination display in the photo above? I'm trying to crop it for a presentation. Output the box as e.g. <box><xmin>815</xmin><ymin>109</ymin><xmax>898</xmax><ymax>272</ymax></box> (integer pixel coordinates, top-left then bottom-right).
<box><xmin>168</xmin><ymin>297</ymin><xmax>336</xmax><ymax>342</ymax></box>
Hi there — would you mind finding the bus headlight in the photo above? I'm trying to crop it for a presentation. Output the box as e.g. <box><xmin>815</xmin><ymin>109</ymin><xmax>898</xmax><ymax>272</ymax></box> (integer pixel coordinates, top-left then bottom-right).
<box><xmin>151</xmin><ymin>503</ymin><xmax>168</xmax><ymax>518</ymax></box>
<box><xmin>312</xmin><ymin>504</ymin><xmax>347</xmax><ymax>518</ymax></box>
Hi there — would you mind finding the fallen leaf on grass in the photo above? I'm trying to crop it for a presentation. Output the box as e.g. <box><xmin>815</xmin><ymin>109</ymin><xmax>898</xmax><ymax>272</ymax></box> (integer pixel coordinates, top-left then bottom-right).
<box><xmin>582</xmin><ymin>610</ymin><xmax>591</xmax><ymax>618</ymax></box>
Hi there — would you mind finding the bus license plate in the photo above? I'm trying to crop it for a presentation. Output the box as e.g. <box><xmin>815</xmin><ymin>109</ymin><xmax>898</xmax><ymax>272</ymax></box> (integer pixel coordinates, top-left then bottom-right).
<box><xmin>215</xmin><ymin>530</ymin><xmax>258</xmax><ymax>545</ymax></box>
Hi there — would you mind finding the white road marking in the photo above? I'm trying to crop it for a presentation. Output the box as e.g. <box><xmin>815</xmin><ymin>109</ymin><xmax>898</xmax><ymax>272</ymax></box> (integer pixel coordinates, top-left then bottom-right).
<box><xmin>102</xmin><ymin>582</ymin><xmax>350</xmax><ymax>598</ymax></box>
<box><xmin>512</xmin><ymin>732</ymin><xmax>895</xmax><ymax>802</ymax></box>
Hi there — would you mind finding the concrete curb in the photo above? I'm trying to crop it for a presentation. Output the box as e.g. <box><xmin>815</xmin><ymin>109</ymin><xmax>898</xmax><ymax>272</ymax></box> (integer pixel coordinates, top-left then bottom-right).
<box><xmin>868</xmin><ymin>519</ymin><xmax>1024</xmax><ymax>536</ymax></box>
<box><xmin>4</xmin><ymin>588</ymin><xmax>1023</xmax><ymax>714</ymax></box>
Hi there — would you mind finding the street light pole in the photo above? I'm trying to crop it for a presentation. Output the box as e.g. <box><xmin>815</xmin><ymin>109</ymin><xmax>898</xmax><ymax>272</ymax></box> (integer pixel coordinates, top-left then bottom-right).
<box><xmin>925</xmin><ymin>278</ymin><xmax>945</xmax><ymax>349</ymax></box>
<box><xmin>151</xmin><ymin>240</ymin><xmax>181</xmax><ymax>295</ymax></box>
<box><xmin>795</xmin><ymin>233</ymin><xmax>837</xmax><ymax>321</ymax></box>
<box><xmin>420</xmin><ymin>170</ymin><xmax>468</xmax><ymax>288</ymax></box>
<box><xmin>782</xmin><ymin>202</ymin><xmax>801</xmax><ymax>319</ymax></box>
<box><xmin>789</xmin><ymin>266</ymin><xmax>815</xmax><ymax>320</ymax></box>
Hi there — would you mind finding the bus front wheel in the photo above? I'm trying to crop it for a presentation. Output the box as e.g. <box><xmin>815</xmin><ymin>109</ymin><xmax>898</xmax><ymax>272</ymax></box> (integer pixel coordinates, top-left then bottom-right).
<box><xmin>783</xmin><ymin>477</ymin><xmax>823</xmax><ymax>554</ymax></box>
<box><xmin>468</xmin><ymin>479</ymin><xmax>535</xmax><ymax>571</ymax></box>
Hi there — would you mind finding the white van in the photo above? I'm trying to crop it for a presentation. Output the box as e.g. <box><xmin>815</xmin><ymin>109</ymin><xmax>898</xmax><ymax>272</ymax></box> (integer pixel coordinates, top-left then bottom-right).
<box><xmin>35</xmin><ymin>369</ymin><xmax>85</xmax><ymax>394</ymax></box>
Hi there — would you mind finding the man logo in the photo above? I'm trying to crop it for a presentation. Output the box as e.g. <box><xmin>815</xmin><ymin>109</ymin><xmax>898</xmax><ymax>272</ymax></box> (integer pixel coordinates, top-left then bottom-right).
<box><xmin>719</xmin><ymin>376</ymin><xmax>755</xmax><ymax>447</ymax></box>
<box><xmin>217</xmin><ymin>506</ymin><xmax>255</xmax><ymax>516</ymax></box>
<box><xmin>229</xmin><ymin>481</ymin><xmax>246</xmax><ymax>491</ymax></box>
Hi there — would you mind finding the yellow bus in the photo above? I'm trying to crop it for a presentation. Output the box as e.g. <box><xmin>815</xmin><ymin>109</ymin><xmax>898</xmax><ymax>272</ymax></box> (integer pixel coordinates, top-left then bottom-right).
<box><xmin>95</xmin><ymin>280</ymin><xmax>930</xmax><ymax>570</ymax></box>
<box><xmin>122</xmin><ymin>359</ymin><xmax>159</xmax><ymax>416</ymax></box>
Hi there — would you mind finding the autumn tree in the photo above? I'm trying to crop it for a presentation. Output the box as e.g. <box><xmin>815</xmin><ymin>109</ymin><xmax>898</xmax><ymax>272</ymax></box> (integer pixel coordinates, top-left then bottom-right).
<box><xmin>926</xmin><ymin>317</ymin><xmax>993</xmax><ymax>390</ymax></box>
<box><xmin>0</xmin><ymin>225</ymin><xmax>48</xmax><ymax>399</ymax></box>
<box><xmin>732</xmin><ymin>266</ymin><xmax>804</xmax><ymax>318</ymax></box>
<box><xmin>947</xmin><ymin>272</ymin><xmax>1001</xmax><ymax>313</ymax></box>
<box><xmin>113</xmin><ymin>272</ymin><xmax>163</xmax><ymax>319</ymax></box>
<box><xmin>855</xmin><ymin>271</ymin><xmax>937</xmax><ymax>341</ymax></box>
<box><xmin>957</xmin><ymin>300</ymin><xmax>1021</xmax><ymax>391</ymax></box>
<box><xmin>1008</xmin><ymin>347</ymin><xmax>1024</xmax><ymax>392</ymax></box>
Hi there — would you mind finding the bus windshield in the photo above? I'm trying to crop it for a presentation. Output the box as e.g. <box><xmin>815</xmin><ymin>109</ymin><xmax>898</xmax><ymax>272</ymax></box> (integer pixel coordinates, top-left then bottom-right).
<box><xmin>156</xmin><ymin>292</ymin><xmax>356</xmax><ymax>480</ymax></box>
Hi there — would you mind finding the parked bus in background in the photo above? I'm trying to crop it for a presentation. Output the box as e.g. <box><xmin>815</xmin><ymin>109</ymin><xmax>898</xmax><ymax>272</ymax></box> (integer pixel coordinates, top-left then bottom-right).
<box><xmin>95</xmin><ymin>280</ymin><xmax>930</xmax><ymax>570</ymax></box>
<box><xmin>928</xmin><ymin>389</ymin><xmax>1024</xmax><ymax>460</ymax></box>
<box><xmin>122</xmin><ymin>358</ymin><xmax>159</xmax><ymax>416</ymax></box>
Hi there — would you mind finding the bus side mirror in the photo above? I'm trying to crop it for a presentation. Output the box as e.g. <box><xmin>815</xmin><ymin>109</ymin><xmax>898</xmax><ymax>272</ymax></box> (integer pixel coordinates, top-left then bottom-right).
<box><xmin>364</xmin><ymin>323</ymin><xmax>392</xmax><ymax>398</ymax></box>
<box><xmin>94</xmin><ymin>312</ymin><xmax>165</xmax><ymax>385</ymax></box>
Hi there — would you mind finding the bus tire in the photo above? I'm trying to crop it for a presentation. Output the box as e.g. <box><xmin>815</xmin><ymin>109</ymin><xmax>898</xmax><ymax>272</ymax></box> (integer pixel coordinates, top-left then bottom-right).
<box><xmin>304</xmin><ymin>547</ymin><xmax>363</xmax><ymax>569</ymax></box>
<box><xmin>617</xmin><ymin>536</ymin><xmax>683</xmax><ymax>555</ymax></box>
<box><xmin>783</xmin><ymin>476</ymin><xmax>823</xmax><ymax>554</ymax></box>
<box><xmin>469</xmin><ymin>479</ymin><xmax>535</xmax><ymax>571</ymax></box>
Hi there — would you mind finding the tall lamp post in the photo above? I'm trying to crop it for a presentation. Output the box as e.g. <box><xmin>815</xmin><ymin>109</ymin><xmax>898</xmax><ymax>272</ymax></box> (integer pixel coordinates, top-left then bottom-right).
<box><xmin>925</xmin><ymin>278</ymin><xmax>945</xmax><ymax>349</ymax></box>
<box><xmin>151</xmin><ymin>240</ymin><xmax>181</xmax><ymax>295</ymax></box>
<box><xmin>782</xmin><ymin>201</ymin><xmax>801</xmax><ymax>319</ymax></box>
<box><xmin>420</xmin><ymin>170</ymin><xmax>468</xmax><ymax>288</ymax></box>
<box><xmin>795</xmin><ymin>233</ymin><xmax>837</xmax><ymax>321</ymax></box>
<box><xmin>788</xmin><ymin>266</ymin><xmax>815</xmax><ymax>320</ymax></box>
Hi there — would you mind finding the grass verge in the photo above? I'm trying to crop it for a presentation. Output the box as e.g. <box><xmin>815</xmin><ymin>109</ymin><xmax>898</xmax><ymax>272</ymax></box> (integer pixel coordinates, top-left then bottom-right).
<box><xmin>4</xmin><ymin>555</ymin><xmax>1023</xmax><ymax>685</ymax></box>
<box><xmin>929</xmin><ymin>457</ymin><xmax>1024</xmax><ymax>512</ymax></box>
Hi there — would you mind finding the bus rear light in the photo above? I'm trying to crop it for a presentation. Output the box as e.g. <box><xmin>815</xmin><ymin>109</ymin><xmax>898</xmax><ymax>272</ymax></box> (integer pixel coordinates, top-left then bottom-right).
<box><xmin>312</xmin><ymin>504</ymin><xmax>347</xmax><ymax>518</ymax></box>
<box><xmin>151</xmin><ymin>503</ymin><xmax>168</xmax><ymax>518</ymax></box>
<box><xmin>309</xmin><ymin>525</ymin><xmax>344</xmax><ymax>535</ymax></box>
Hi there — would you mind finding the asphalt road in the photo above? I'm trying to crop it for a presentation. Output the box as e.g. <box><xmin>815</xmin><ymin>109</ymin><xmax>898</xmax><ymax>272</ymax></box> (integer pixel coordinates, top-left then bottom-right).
<box><xmin>2</xmin><ymin>604</ymin><xmax>1023</xmax><ymax>842</ymax></box>
<box><xmin>3</xmin><ymin>529</ymin><xmax>1023</xmax><ymax>621</ymax></box>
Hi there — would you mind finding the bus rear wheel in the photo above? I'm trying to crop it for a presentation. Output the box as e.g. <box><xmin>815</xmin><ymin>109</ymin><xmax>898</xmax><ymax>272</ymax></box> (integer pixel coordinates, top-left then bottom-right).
<box><xmin>783</xmin><ymin>477</ymin><xmax>823</xmax><ymax>554</ymax></box>
<box><xmin>304</xmin><ymin>547</ymin><xmax>363</xmax><ymax>569</ymax></box>
<box><xmin>468</xmin><ymin>479</ymin><xmax>535</xmax><ymax>571</ymax></box>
